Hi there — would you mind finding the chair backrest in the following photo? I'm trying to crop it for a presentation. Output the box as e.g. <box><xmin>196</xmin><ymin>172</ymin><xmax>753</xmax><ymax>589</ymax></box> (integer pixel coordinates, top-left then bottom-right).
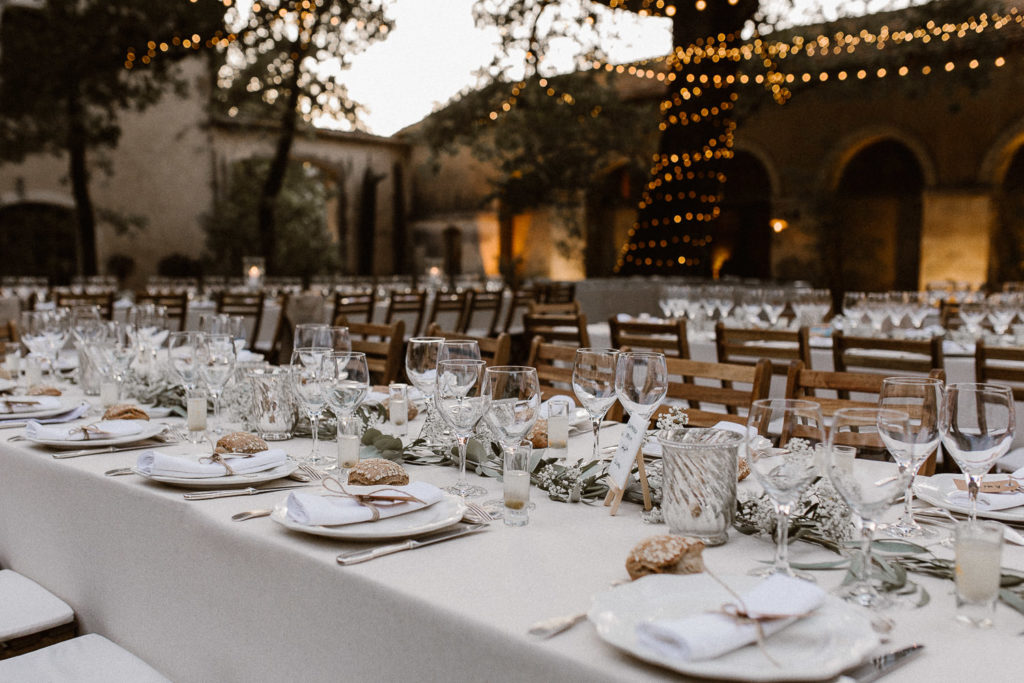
<box><xmin>267</xmin><ymin>292</ymin><xmax>327</xmax><ymax>365</ymax></box>
<box><xmin>832</xmin><ymin>330</ymin><xmax>944</xmax><ymax>374</ymax></box>
<box><xmin>975</xmin><ymin>339</ymin><xmax>1024</xmax><ymax>401</ymax></box>
<box><xmin>526</xmin><ymin>337</ymin><xmax>578</xmax><ymax>400</ymax></box>
<box><xmin>523</xmin><ymin>312</ymin><xmax>590</xmax><ymax>347</ymax></box>
<box><xmin>337</xmin><ymin>316</ymin><xmax>405</xmax><ymax>385</ymax></box>
<box><xmin>424</xmin><ymin>323</ymin><xmax>511</xmax><ymax>367</ymax></box>
<box><xmin>332</xmin><ymin>290</ymin><xmax>376</xmax><ymax>324</ymax></box>
<box><xmin>463</xmin><ymin>289</ymin><xmax>504</xmax><ymax>337</ymax></box>
<box><xmin>216</xmin><ymin>291</ymin><xmax>265</xmax><ymax>350</ymax></box>
<box><xmin>539</xmin><ymin>281</ymin><xmax>576</xmax><ymax>304</ymax></box>
<box><xmin>502</xmin><ymin>287</ymin><xmax>540</xmax><ymax>334</ymax></box>
<box><xmin>715</xmin><ymin>322</ymin><xmax>811</xmax><ymax>375</ymax></box>
<box><xmin>425</xmin><ymin>290</ymin><xmax>469</xmax><ymax>334</ymax></box>
<box><xmin>528</xmin><ymin>300</ymin><xmax>581</xmax><ymax>315</ymax></box>
<box><xmin>134</xmin><ymin>291</ymin><xmax>189</xmax><ymax>331</ymax></box>
<box><xmin>609</xmin><ymin>317</ymin><xmax>689</xmax><ymax>358</ymax></box>
<box><xmin>384</xmin><ymin>289</ymin><xmax>427</xmax><ymax>338</ymax></box>
<box><xmin>55</xmin><ymin>291</ymin><xmax>115</xmax><ymax>319</ymax></box>
<box><xmin>0</xmin><ymin>320</ymin><xmax>18</xmax><ymax>344</ymax></box>
<box><xmin>651</xmin><ymin>356</ymin><xmax>772</xmax><ymax>427</ymax></box>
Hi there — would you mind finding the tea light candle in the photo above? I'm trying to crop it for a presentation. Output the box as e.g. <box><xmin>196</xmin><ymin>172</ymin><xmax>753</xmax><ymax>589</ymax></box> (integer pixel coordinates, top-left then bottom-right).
<box><xmin>547</xmin><ymin>410</ymin><xmax>569</xmax><ymax>449</ymax></box>
<box><xmin>25</xmin><ymin>359</ymin><xmax>42</xmax><ymax>387</ymax></box>
<box><xmin>100</xmin><ymin>381</ymin><xmax>119</xmax><ymax>407</ymax></box>
<box><xmin>187</xmin><ymin>396</ymin><xmax>207</xmax><ymax>432</ymax></box>
<box><xmin>337</xmin><ymin>434</ymin><xmax>360</xmax><ymax>469</ymax></box>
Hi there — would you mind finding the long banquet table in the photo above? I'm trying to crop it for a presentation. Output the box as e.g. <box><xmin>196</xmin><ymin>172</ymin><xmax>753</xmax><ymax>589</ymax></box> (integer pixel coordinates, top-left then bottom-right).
<box><xmin>1</xmin><ymin>395</ymin><xmax>1023</xmax><ymax>681</ymax></box>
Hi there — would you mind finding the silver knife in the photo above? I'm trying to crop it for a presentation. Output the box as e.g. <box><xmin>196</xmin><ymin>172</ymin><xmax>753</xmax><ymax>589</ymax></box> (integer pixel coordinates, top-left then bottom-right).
<box><xmin>183</xmin><ymin>484</ymin><xmax>309</xmax><ymax>500</ymax></box>
<box><xmin>837</xmin><ymin>644</ymin><xmax>924</xmax><ymax>683</ymax></box>
<box><xmin>336</xmin><ymin>523</ymin><xmax>488</xmax><ymax>565</ymax></box>
<box><xmin>52</xmin><ymin>441</ymin><xmax>177</xmax><ymax>459</ymax></box>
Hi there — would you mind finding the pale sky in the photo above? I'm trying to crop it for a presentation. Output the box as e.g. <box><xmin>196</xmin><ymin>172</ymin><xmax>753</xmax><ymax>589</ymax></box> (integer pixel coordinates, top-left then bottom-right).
<box><xmin>342</xmin><ymin>0</ymin><xmax>672</xmax><ymax>136</ymax></box>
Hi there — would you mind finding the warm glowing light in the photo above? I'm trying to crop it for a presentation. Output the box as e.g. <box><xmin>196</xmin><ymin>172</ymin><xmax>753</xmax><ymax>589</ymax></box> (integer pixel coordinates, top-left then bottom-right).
<box><xmin>771</xmin><ymin>219</ymin><xmax>789</xmax><ymax>233</ymax></box>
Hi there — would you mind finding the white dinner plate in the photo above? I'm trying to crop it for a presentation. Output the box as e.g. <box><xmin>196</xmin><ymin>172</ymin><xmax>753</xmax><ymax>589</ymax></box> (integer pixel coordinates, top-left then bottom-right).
<box><xmin>270</xmin><ymin>494</ymin><xmax>466</xmax><ymax>540</ymax></box>
<box><xmin>28</xmin><ymin>421</ymin><xmax>168</xmax><ymax>448</ymax></box>
<box><xmin>132</xmin><ymin>459</ymin><xmax>299</xmax><ymax>488</ymax></box>
<box><xmin>588</xmin><ymin>574</ymin><xmax>879</xmax><ymax>682</ymax></box>
<box><xmin>915</xmin><ymin>473</ymin><xmax>1024</xmax><ymax>522</ymax></box>
<box><xmin>0</xmin><ymin>397</ymin><xmax>77</xmax><ymax>420</ymax></box>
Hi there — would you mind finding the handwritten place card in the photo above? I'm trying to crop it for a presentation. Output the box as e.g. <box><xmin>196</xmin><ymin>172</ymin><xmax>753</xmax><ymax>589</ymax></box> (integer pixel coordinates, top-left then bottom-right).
<box><xmin>607</xmin><ymin>413</ymin><xmax>647</xmax><ymax>491</ymax></box>
<box><xmin>953</xmin><ymin>478</ymin><xmax>1021</xmax><ymax>494</ymax></box>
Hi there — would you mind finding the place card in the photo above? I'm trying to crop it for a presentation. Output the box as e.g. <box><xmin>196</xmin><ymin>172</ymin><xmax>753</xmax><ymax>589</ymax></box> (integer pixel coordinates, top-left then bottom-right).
<box><xmin>953</xmin><ymin>478</ymin><xmax>1021</xmax><ymax>494</ymax></box>
<box><xmin>604</xmin><ymin>413</ymin><xmax>652</xmax><ymax>515</ymax></box>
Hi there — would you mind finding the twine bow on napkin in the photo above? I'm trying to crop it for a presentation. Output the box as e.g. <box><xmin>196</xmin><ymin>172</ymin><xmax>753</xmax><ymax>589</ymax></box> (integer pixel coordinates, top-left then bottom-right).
<box><xmin>70</xmin><ymin>423</ymin><xmax>109</xmax><ymax>441</ymax></box>
<box><xmin>320</xmin><ymin>475</ymin><xmax>426</xmax><ymax>522</ymax></box>
<box><xmin>199</xmin><ymin>451</ymin><xmax>254</xmax><ymax>476</ymax></box>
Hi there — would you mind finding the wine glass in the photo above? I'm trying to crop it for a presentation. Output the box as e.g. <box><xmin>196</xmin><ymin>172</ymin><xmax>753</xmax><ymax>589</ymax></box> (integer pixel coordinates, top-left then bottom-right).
<box><xmin>439</xmin><ymin>340</ymin><xmax>481</xmax><ymax>363</ymax></box>
<box><xmin>228</xmin><ymin>316</ymin><xmax>248</xmax><ymax>353</ymax></box>
<box><xmin>482</xmin><ymin>366</ymin><xmax>541</xmax><ymax>514</ymax></box>
<box><xmin>290</xmin><ymin>347</ymin><xmax>330</xmax><ymax>466</ymax></box>
<box><xmin>406</xmin><ymin>336</ymin><xmax>445</xmax><ymax>447</ymax></box>
<box><xmin>877</xmin><ymin>376</ymin><xmax>943</xmax><ymax>538</ymax></box>
<box><xmin>196</xmin><ymin>333</ymin><xmax>236</xmax><ymax>435</ymax></box>
<box><xmin>294</xmin><ymin>323</ymin><xmax>329</xmax><ymax>350</ymax></box>
<box><xmin>940</xmin><ymin>383</ymin><xmax>1016</xmax><ymax>522</ymax></box>
<box><xmin>323</xmin><ymin>351</ymin><xmax>370</xmax><ymax>471</ymax></box>
<box><xmin>22</xmin><ymin>310</ymin><xmax>68</xmax><ymax>381</ymax></box>
<box><xmin>70</xmin><ymin>306</ymin><xmax>107</xmax><ymax>392</ymax></box>
<box><xmin>572</xmin><ymin>348</ymin><xmax>618</xmax><ymax>462</ymax></box>
<box><xmin>436</xmin><ymin>359</ymin><xmax>490</xmax><ymax>497</ymax></box>
<box><xmin>827</xmin><ymin>407</ymin><xmax>914</xmax><ymax>609</ymax></box>
<box><xmin>745</xmin><ymin>398</ymin><xmax>825</xmax><ymax>578</ymax></box>
<box><xmin>327</xmin><ymin>326</ymin><xmax>351</xmax><ymax>353</ymax></box>
<box><xmin>614</xmin><ymin>352</ymin><xmax>668</xmax><ymax>425</ymax></box>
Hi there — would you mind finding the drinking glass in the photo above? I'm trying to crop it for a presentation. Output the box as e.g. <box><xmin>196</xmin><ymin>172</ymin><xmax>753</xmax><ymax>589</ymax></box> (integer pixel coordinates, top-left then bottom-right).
<box><xmin>877</xmin><ymin>376</ymin><xmax>943</xmax><ymax>538</ymax></box>
<box><xmin>482</xmin><ymin>366</ymin><xmax>541</xmax><ymax>513</ymax></box>
<box><xmin>290</xmin><ymin>348</ymin><xmax>330</xmax><ymax>465</ymax></box>
<box><xmin>323</xmin><ymin>351</ymin><xmax>370</xmax><ymax>467</ymax></box>
<box><xmin>327</xmin><ymin>326</ymin><xmax>351</xmax><ymax>353</ymax></box>
<box><xmin>436</xmin><ymin>359</ymin><xmax>490</xmax><ymax>497</ymax></box>
<box><xmin>22</xmin><ymin>310</ymin><xmax>68</xmax><ymax>381</ymax></box>
<box><xmin>614</xmin><ymin>351</ymin><xmax>668</xmax><ymax>424</ymax></box>
<box><xmin>940</xmin><ymin>383</ymin><xmax>1016</xmax><ymax>522</ymax></box>
<box><xmin>439</xmin><ymin>339</ymin><xmax>481</xmax><ymax>363</ymax></box>
<box><xmin>70</xmin><ymin>306</ymin><xmax>107</xmax><ymax>393</ymax></box>
<box><xmin>826</xmin><ymin>407</ymin><xmax>913</xmax><ymax>609</ymax></box>
<box><xmin>406</xmin><ymin>336</ymin><xmax>445</xmax><ymax>447</ymax></box>
<box><xmin>572</xmin><ymin>348</ymin><xmax>618</xmax><ymax>463</ymax></box>
<box><xmin>294</xmin><ymin>323</ymin><xmax>329</xmax><ymax>350</ymax></box>
<box><xmin>228</xmin><ymin>316</ymin><xmax>248</xmax><ymax>352</ymax></box>
<box><xmin>745</xmin><ymin>398</ymin><xmax>825</xmax><ymax>578</ymax></box>
<box><xmin>196</xmin><ymin>333</ymin><xmax>236</xmax><ymax>435</ymax></box>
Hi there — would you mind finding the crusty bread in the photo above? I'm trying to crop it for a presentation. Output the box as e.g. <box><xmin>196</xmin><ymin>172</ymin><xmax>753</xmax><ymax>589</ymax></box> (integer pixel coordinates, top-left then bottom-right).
<box><xmin>26</xmin><ymin>385</ymin><xmax>61</xmax><ymax>396</ymax></box>
<box><xmin>214</xmin><ymin>432</ymin><xmax>269</xmax><ymax>454</ymax></box>
<box><xmin>102</xmin><ymin>404</ymin><xmax>150</xmax><ymax>421</ymax></box>
<box><xmin>626</xmin><ymin>535</ymin><xmax>705</xmax><ymax>580</ymax></box>
<box><xmin>348</xmin><ymin>458</ymin><xmax>409</xmax><ymax>486</ymax></box>
<box><xmin>527</xmin><ymin>419</ymin><xmax>548</xmax><ymax>449</ymax></box>
<box><xmin>738</xmin><ymin>456</ymin><xmax>750</xmax><ymax>482</ymax></box>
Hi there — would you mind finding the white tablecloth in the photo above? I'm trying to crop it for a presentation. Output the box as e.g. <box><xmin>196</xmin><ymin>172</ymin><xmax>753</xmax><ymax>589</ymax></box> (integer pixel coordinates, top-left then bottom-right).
<box><xmin>1</xmin><ymin>393</ymin><xmax>1022</xmax><ymax>681</ymax></box>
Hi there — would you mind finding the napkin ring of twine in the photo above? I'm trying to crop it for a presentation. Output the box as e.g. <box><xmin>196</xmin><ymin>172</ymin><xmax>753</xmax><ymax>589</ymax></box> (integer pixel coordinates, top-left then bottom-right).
<box><xmin>321</xmin><ymin>475</ymin><xmax>425</xmax><ymax>521</ymax></box>
<box><xmin>199</xmin><ymin>451</ymin><xmax>254</xmax><ymax>475</ymax></box>
<box><xmin>704</xmin><ymin>566</ymin><xmax>813</xmax><ymax>668</ymax></box>
<box><xmin>70</xmin><ymin>423</ymin><xmax>107</xmax><ymax>441</ymax></box>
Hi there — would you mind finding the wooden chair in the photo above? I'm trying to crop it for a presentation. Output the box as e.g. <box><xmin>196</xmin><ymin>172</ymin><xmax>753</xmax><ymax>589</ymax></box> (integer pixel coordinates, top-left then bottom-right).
<box><xmin>831</xmin><ymin>330</ymin><xmax>944</xmax><ymax>397</ymax></box>
<box><xmin>425</xmin><ymin>323</ymin><xmax>511</xmax><ymax>367</ymax></box>
<box><xmin>267</xmin><ymin>292</ymin><xmax>327</xmax><ymax>365</ymax></box>
<box><xmin>609</xmin><ymin>317</ymin><xmax>689</xmax><ymax>358</ymax></box>
<box><xmin>647</xmin><ymin>357</ymin><xmax>773</xmax><ymax>427</ymax></box>
<box><xmin>539</xmin><ymin>281</ymin><xmax>576</xmax><ymax>304</ymax></box>
<box><xmin>784</xmin><ymin>360</ymin><xmax>944</xmax><ymax>475</ymax></box>
<box><xmin>134</xmin><ymin>291</ymin><xmax>189</xmax><ymax>331</ymax></box>
<box><xmin>528</xmin><ymin>300</ymin><xmax>581</xmax><ymax>315</ymax></box>
<box><xmin>525</xmin><ymin>337</ymin><xmax>578</xmax><ymax>400</ymax></box>
<box><xmin>523</xmin><ymin>311</ymin><xmax>590</xmax><ymax>347</ymax></box>
<box><xmin>0</xmin><ymin>320</ymin><xmax>18</xmax><ymax>344</ymax></box>
<box><xmin>384</xmin><ymin>289</ymin><xmax>427</xmax><ymax>339</ymax></box>
<box><xmin>331</xmin><ymin>290</ymin><xmax>376</xmax><ymax>324</ymax></box>
<box><xmin>975</xmin><ymin>339</ymin><xmax>1024</xmax><ymax>401</ymax></box>
<box><xmin>425</xmin><ymin>290</ymin><xmax>469</xmax><ymax>334</ymax></box>
<box><xmin>0</xmin><ymin>568</ymin><xmax>76</xmax><ymax>660</ymax></box>
<box><xmin>715</xmin><ymin>322</ymin><xmax>811</xmax><ymax>375</ymax></box>
<box><xmin>336</xmin><ymin>316</ymin><xmax>405</xmax><ymax>385</ymax></box>
<box><xmin>463</xmin><ymin>289</ymin><xmax>504</xmax><ymax>336</ymax></box>
<box><xmin>501</xmin><ymin>287</ymin><xmax>540</xmax><ymax>334</ymax></box>
<box><xmin>54</xmin><ymin>291</ymin><xmax>115</xmax><ymax>320</ymax></box>
<box><xmin>216</xmin><ymin>291</ymin><xmax>265</xmax><ymax>350</ymax></box>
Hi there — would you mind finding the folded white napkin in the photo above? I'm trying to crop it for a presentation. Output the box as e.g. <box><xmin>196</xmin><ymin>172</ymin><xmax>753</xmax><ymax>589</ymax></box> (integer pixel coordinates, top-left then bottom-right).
<box><xmin>286</xmin><ymin>481</ymin><xmax>445</xmax><ymax>526</ymax></box>
<box><xmin>636</xmin><ymin>574</ymin><xmax>825</xmax><ymax>662</ymax></box>
<box><xmin>0</xmin><ymin>396</ymin><xmax>60</xmax><ymax>415</ymax></box>
<box><xmin>26</xmin><ymin>419</ymin><xmax>143</xmax><ymax>441</ymax></box>
<box><xmin>136</xmin><ymin>448</ymin><xmax>287</xmax><ymax>479</ymax></box>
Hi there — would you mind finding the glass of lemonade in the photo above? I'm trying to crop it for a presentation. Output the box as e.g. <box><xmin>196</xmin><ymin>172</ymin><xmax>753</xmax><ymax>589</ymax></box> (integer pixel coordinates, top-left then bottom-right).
<box><xmin>955</xmin><ymin>520</ymin><xmax>1004</xmax><ymax>627</ymax></box>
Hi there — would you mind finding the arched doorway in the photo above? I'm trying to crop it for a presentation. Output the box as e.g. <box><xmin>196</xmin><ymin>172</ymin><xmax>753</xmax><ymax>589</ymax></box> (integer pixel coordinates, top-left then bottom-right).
<box><xmin>0</xmin><ymin>202</ymin><xmax>77</xmax><ymax>284</ymax></box>
<box><xmin>833</xmin><ymin>140</ymin><xmax>924</xmax><ymax>291</ymax></box>
<box><xmin>992</xmin><ymin>145</ymin><xmax>1024</xmax><ymax>284</ymax></box>
<box><xmin>717</xmin><ymin>151</ymin><xmax>773</xmax><ymax>279</ymax></box>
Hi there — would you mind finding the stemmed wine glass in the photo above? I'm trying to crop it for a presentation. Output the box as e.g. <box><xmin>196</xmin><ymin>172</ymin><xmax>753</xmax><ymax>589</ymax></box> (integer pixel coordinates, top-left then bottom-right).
<box><xmin>406</xmin><ymin>337</ymin><xmax>445</xmax><ymax>447</ymax></box>
<box><xmin>572</xmin><ymin>348</ymin><xmax>618</xmax><ymax>463</ymax></box>
<box><xmin>940</xmin><ymin>383</ymin><xmax>1016</xmax><ymax>522</ymax></box>
<box><xmin>323</xmin><ymin>351</ymin><xmax>370</xmax><ymax>471</ymax></box>
<box><xmin>326</xmin><ymin>326</ymin><xmax>351</xmax><ymax>353</ymax></box>
<box><xmin>294</xmin><ymin>324</ymin><xmax>329</xmax><ymax>350</ymax></box>
<box><xmin>22</xmin><ymin>310</ymin><xmax>68</xmax><ymax>381</ymax></box>
<box><xmin>826</xmin><ymin>407</ymin><xmax>913</xmax><ymax>609</ymax></box>
<box><xmin>196</xmin><ymin>333</ymin><xmax>236</xmax><ymax>435</ymax></box>
<box><xmin>439</xmin><ymin>339</ymin><xmax>481</xmax><ymax>363</ymax></box>
<box><xmin>436</xmin><ymin>359</ymin><xmax>490</xmax><ymax>497</ymax></box>
<box><xmin>290</xmin><ymin>347</ymin><xmax>330</xmax><ymax>465</ymax></box>
<box><xmin>482</xmin><ymin>366</ymin><xmax>541</xmax><ymax>514</ymax></box>
<box><xmin>745</xmin><ymin>398</ymin><xmax>825</xmax><ymax>578</ymax></box>
<box><xmin>877</xmin><ymin>376</ymin><xmax>943</xmax><ymax>538</ymax></box>
<box><xmin>614</xmin><ymin>351</ymin><xmax>668</xmax><ymax>426</ymax></box>
<box><xmin>167</xmin><ymin>331</ymin><xmax>203</xmax><ymax>442</ymax></box>
<box><xmin>70</xmin><ymin>306</ymin><xmax>107</xmax><ymax>392</ymax></box>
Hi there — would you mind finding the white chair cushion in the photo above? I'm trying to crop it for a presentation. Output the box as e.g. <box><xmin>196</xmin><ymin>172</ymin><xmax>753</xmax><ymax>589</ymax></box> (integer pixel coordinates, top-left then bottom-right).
<box><xmin>0</xmin><ymin>634</ymin><xmax>169</xmax><ymax>682</ymax></box>
<box><xmin>0</xmin><ymin>569</ymin><xmax>74</xmax><ymax>641</ymax></box>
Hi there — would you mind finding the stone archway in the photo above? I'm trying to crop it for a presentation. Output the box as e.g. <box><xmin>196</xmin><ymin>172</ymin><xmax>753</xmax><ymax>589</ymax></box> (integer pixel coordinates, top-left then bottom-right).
<box><xmin>832</xmin><ymin>140</ymin><xmax>924</xmax><ymax>292</ymax></box>
<box><xmin>0</xmin><ymin>201</ymin><xmax>77</xmax><ymax>284</ymax></box>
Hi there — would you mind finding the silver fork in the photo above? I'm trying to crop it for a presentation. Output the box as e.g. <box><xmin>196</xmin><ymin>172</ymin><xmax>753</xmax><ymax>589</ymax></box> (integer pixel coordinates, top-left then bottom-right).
<box><xmin>463</xmin><ymin>501</ymin><xmax>495</xmax><ymax>525</ymax></box>
<box><xmin>299</xmin><ymin>464</ymin><xmax>325</xmax><ymax>481</ymax></box>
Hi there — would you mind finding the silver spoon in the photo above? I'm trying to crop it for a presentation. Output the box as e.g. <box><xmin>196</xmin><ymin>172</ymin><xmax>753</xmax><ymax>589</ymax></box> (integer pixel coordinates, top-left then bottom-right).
<box><xmin>232</xmin><ymin>509</ymin><xmax>272</xmax><ymax>521</ymax></box>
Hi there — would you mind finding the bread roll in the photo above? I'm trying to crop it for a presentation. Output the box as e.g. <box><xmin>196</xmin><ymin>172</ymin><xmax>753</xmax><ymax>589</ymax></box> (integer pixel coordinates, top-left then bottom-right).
<box><xmin>102</xmin><ymin>404</ymin><xmax>150</xmax><ymax>421</ymax></box>
<box><xmin>527</xmin><ymin>418</ymin><xmax>548</xmax><ymax>449</ymax></box>
<box><xmin>26</xmin><ymin>385</ymin><xmax>61</xmax><ymax>396</ymax></box>
<box><xmin>626</xmin><ymin>535</ymin><xmax>705</xmax><ymax>580</ymax></box>
<box><xmin>348</xmin><ymin>458</ymin><xmax>409</xmax><ymax>486</ymax></box>
<box><xmin>214</xmin><ymin>432</ymin><xmax>269</xmax><ymax>454</ymax></box>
